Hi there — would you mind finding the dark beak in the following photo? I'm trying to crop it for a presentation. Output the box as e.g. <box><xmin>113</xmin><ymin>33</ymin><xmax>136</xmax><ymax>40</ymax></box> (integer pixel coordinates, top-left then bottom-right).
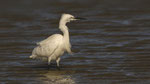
<box><xmin>75</xmin><ymin>17</ymin><xmax>86</xmax><ymax>20</ymax></box>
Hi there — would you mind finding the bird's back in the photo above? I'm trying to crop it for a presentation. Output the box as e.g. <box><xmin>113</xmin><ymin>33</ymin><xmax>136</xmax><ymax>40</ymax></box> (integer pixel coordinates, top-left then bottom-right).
<box><xmin>37</xmin><ymin>34</ymin><xmax>63</xmax><ymax>46</ymax></box>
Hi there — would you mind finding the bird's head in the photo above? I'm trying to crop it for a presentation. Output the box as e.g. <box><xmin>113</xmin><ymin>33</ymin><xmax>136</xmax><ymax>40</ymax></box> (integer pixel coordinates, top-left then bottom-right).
<box><xmin>60</xmin><ymin>13</ymin><xmax>85</xmax><ymax>23</ymax></box>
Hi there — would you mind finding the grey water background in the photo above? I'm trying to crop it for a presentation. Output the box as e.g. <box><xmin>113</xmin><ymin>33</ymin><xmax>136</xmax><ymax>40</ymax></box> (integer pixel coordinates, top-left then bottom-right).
<box><xmin>0</xmin><ymin>0</ymin><xmax>150</xmax><ymax>84</ymax></box>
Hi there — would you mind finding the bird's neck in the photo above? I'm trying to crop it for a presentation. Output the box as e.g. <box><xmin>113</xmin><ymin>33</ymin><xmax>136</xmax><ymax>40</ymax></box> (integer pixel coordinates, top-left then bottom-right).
<box><xmin>59</xmin><ymin>20</ymin><xmax>72</xmax><ymax>53</ymax></box>
<box><xmin>59</xmin><ymin>20</ymin><xmax>70</xmax><ymax>46</ymax></box>
<box><xmin>59</xmin><ymin>20</ymin><xmax>69</xmax><ymax>36</ymax></box>
<box><xmin>62</xmin><ymin>25</ymin><xmax>69</xmax><ymax>40</ymax></box>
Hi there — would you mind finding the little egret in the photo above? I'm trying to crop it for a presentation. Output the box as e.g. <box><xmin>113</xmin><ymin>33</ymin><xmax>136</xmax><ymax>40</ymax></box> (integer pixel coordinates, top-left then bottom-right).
<box><xmin>30</xmin><ymin>13</ymin><xmax>85</xmax><ymax>68</ymax></box>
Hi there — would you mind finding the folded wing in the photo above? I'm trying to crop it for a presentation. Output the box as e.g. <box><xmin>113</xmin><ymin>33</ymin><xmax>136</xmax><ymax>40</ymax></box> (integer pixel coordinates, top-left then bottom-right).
<box><xmin>32</xmin><ymin>34</ymin><xmax>63</xmax><ymax>57</ymax></box>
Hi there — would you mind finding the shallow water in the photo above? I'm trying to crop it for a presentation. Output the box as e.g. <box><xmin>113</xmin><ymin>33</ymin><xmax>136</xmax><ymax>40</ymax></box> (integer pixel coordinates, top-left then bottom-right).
<box><xmin>1</xmin><ymin>0</ymin><xmax>150</xmax><ymax>84</ymax></box>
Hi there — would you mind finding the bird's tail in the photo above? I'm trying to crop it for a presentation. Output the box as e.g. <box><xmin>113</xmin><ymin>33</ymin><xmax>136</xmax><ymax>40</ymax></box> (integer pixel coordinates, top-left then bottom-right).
<box><xmin>29</xmin><ymin>55</ymin><xmax>47</xmax><ymax>61</ymax></box>
<box><xmin>29</xmin><ymin>55</ymin><xmax>36</xmax><ymax>59</ymax></box>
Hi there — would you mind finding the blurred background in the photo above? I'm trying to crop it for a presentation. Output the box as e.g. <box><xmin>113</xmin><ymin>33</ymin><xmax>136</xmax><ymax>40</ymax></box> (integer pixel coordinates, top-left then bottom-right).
<box><xmin>0</xmin><ymin>0</ymin><xmax>150</xmax><ymax>84</ymax></box>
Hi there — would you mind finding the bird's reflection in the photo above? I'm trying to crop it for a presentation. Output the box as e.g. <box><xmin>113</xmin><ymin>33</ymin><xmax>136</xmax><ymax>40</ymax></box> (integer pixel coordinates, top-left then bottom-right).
<box><xmin>35</xmin><ymin>64</ymin><xmax>76</xmax><ymax>84</ymax></box>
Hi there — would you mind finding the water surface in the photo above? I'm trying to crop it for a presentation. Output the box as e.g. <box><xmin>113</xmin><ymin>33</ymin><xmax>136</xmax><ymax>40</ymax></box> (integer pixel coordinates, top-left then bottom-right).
<box><xmin>0</xmin><ymin>0</ymin><xmax>150</xmax><ymax>84</ymax></box>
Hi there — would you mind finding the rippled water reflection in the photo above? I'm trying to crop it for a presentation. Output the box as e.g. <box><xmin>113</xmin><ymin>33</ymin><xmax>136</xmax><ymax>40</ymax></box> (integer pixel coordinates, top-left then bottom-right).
<box><xmin>0</xmin><ymin>0</ymin><xmax>150</xmax><ymax>84</ymax></box>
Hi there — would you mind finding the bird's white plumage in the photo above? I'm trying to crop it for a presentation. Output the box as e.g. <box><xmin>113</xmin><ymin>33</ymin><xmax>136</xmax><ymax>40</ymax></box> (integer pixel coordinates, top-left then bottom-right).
<box><xmin>30</xmin><ymin>13</ymin><xmax>78</xmax><ymax>67</ymax></box>
<box><xmin>32</xmin><ymin>34</ymin><xmax>64</xmax><ymax>58</ymax></box>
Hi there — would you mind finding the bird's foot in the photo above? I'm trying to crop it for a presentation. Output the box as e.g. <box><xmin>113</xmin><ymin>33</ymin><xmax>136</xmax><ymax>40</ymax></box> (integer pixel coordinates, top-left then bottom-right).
<box><xmin>47</xmin><ymin>64</ymin><xmax>51</xmax><ymax>70</ymax></box>
<box><xmin>56</xmin><ymin>66</ymin><xmax>61</xmax><ymax>70</ymax></box>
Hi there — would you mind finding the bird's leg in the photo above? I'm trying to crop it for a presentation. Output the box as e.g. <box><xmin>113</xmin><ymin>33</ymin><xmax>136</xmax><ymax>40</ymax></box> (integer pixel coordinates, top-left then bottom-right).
<box><xmin>48</xmin><ymin>57</ymin><xmax>52</xmax><ymax>65</ymax></box>
<box><xmin>56</xmin><ymin>57</ymin><xmax>61</xmax><ymax>69</ymax></box>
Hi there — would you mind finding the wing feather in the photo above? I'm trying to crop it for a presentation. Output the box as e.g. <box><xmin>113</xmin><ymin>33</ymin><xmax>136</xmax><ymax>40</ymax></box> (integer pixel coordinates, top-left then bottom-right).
<box><xmin>33</xmin><ymin>34</ymin><xmax>63</xmax><ymax>56</ymax></box>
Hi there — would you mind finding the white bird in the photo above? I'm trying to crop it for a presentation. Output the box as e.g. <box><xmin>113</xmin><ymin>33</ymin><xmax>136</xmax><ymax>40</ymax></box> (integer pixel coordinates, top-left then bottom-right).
<box><xmin>30</xmin><ymin>13</ymin><xmax>85</xmax><ymax>68</ymax></box>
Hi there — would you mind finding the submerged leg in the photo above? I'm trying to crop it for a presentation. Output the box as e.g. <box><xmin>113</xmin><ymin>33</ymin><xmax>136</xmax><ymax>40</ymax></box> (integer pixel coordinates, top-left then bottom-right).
<box><xmin>56</xmin><ymin>58</ymin><xmax>61</xmax><ymax>70</ymax></box>
<box><xmin>56</xmin><ymin>57</ymin><xmax>61</xmax><ymax>67</ymax></box>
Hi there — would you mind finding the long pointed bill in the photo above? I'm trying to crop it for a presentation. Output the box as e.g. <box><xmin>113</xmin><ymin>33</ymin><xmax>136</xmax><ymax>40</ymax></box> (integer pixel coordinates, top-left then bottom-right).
<box><xmin>75</xmin><ymin>17</ymin><xmax>86</xmax><ymax>20</ymax></box>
